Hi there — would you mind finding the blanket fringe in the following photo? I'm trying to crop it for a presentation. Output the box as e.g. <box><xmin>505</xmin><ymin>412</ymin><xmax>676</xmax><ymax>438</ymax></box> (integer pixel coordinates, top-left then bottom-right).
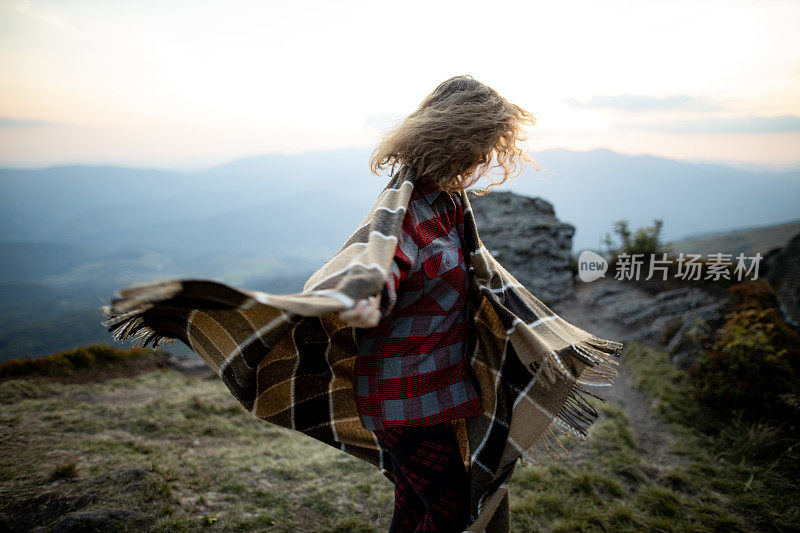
<box><xmin>520</xmin><ymin>334</ymin><xmax>623</xmax><ymax>466</ymax></box>
<box><xmin>100</xmin><ymin>280</ymin><xmax>184</xmax><ymax>349</ymax></box>
<box><xmin>537</xmin><ymin>336</ymin><xmax>622</xmax><ymax>389</ymax></box>
<box><xmin>522</xmin><ymin>418</ymin><xmax>582</xmax><ymax>464</ymax></box>
<box><xmin>101</xmin><ymin>307</ymin><xmax>177</xmax><ymax>349</ymax></box>
<box><xmin>520</xmin><ymin>380</ymin><xmax>611</xmax><ymax>466</ymax></box>
<box><xmin>563</xmin><ymin>334</ymin><xmax>623</xmax><ymax>384</ymax></box>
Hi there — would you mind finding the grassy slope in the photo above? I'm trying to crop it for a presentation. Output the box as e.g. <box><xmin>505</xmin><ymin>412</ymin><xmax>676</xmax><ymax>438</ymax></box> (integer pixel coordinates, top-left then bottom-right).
<box><xmin>0</xmin><ymin>370</ymin><xmax>391</xmax><ymax>532</ymax></box>
<box><xmin>512</xmin><ymin>342</ymin><xmax>798</xmax><ymax>532</ymax></box>
<box><xmin>1</xmin><ymin>342</ymin><xmax>797</xmax><ymax>532</ymax></box>
<box><xmin>665</xmin><ymin>218</ymin><xmax>800</xmax><ymax>257</ymax></box>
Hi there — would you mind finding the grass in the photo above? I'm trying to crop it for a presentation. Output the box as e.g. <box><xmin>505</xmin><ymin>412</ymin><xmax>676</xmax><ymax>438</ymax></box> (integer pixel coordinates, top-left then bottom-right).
<box><xmin>0</xmin><ymin>369</ymin><xmax>393</xmax><ymax>532</ymax></box>
<box><xmin>0</xmin><ymin>344</ymin><xmax>162</xmax><ymax>380</ymax></box>
<box><xmin>1</xmin><ymin>340</ymin><xmax>798</xmax><ymax>531</ymax></box>
<box><xmin>505</xmin><ymin>340</ymin><xmax>798</xmax><ymax>532</ymax></box>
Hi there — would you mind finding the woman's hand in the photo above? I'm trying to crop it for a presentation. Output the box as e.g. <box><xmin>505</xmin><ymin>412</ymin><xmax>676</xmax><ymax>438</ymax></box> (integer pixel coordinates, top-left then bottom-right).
<box><xmin>338</xmin><ymin>294</ymin><xmax>381</xmax><ymax>329</ymax></box>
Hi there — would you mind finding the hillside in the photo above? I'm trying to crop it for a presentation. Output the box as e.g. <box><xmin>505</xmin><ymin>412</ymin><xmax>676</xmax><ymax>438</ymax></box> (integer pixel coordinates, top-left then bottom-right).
<box><xmin>664</xmin><ymin>218</ymin><xmax>800</xmax><ymax>257</ymax></box>
<box><xmin>1</xmin><ymin>275</ymin><xmax>798</xmax><ymax>531</ymax></box>
<box><xmin>0</xmin><ymin>183</ymin><xmax>581</xmax><ymax>362</ymax></box>
<box><xmin>2</xmin><ymin>148</ymin><xmax>799</xmax><ymax>273</ymax></box>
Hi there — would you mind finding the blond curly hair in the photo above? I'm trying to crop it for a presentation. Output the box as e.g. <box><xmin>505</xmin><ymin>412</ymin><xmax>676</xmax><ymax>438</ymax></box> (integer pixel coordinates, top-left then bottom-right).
<box><xmin>369</xmin><ymin>75</ymin><xmax>543</xmax><ymax>196</ymax></box>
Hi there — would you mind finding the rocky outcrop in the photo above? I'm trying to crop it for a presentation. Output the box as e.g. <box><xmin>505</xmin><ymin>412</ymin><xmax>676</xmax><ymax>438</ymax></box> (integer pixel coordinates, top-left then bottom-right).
<box><xmin>576</xmin><ymin>279</ymin><xmax>728</xmax><ymax>370</ymax></box>
<box><xmin>763</xmin><ymin>231</ymin><xmax>800</xmax><ymax>328</ymax></box>
<box><xmin>468</xmin><ymin>191</ymin><xmax>575</xmax><ymax>306</ymax></box>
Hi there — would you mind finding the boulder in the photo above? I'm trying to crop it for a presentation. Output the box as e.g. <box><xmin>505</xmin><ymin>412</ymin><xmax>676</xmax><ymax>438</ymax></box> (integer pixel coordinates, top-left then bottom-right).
<box><xmin>469</xmin><ymin>191</ymin><xmax>575</xmax><ymax>306</ymax></box>
<box><xmin>763</xmin><ymin>231</ymin><xmax>800</xmax><ymax>328</ymax></box>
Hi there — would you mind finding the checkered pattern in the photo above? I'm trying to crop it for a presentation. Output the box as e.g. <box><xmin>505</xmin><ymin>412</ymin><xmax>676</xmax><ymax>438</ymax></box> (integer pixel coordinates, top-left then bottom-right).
<box><xmin>353</xmin><ymin>177</ymin><xmax>484</xmax><ymax>430</ymax></box>
<box><xmin>374</xmin><ymin>422</ymin><xmax>471</xmax><ymax>532</ymax></box>
<box><xmin>101</xmin><ymin>164</ymin><xmax>624</xmax><ymax>533</ymax></box>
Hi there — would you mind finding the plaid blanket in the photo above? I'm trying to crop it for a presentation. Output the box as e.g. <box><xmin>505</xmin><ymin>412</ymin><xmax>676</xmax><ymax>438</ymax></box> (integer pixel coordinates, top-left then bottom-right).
<box><xmin>101</xmin><ymin>165</ymin><xmax>623</xmax><ymax>532</ymax></box>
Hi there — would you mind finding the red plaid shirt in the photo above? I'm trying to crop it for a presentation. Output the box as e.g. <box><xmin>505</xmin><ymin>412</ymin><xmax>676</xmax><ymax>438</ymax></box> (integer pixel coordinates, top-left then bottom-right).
<box><xmin>352</xmin><ymin>177</ymin><xmax>484</xmax><ymax>430</ymax></box>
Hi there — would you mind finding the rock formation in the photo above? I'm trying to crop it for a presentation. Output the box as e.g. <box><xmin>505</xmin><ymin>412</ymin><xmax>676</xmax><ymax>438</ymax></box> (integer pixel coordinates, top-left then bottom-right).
<box><xmin>468</xmin><ymin>191</ymin><xmax>575</xmax><ymax>307</ymax></box>
<box><xmin>763</xmin><ymin>231</ymin><xmax>800</xmax><ymax>328</ymax></box>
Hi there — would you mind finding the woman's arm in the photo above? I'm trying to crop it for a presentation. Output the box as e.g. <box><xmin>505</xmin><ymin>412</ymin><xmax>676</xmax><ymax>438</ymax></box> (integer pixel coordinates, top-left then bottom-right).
<box><xmin>338</xmin><ymin>208</ymin><xmax>417</xmax><ymax>328</ymax></box>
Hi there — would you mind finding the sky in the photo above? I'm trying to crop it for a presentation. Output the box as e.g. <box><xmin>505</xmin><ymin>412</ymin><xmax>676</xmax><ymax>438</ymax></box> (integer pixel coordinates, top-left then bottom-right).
<box><xmin>1</xmin><ymin>0</ymin><xmax>799</xmax><ymax>171</ymax></box>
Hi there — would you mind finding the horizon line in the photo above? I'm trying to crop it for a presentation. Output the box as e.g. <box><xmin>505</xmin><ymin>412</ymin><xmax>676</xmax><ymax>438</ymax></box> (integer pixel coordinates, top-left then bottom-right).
<box><xmin>0</xmin><ymin>145</ymin><xmax>798</xmax><ymax>174</ymax></box>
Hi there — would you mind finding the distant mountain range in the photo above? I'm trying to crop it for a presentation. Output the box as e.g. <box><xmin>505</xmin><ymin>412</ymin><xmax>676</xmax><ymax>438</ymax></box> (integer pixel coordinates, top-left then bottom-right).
<box><xmin>3</xmin><ymin>147</ymin><xmax>798</xmax><ymax>270</ymax></box>
<box><xmin>0</xmin><ymin>146</ymin><xmax>798</xmax><ymax>361</ymax></box>
<box><xmin>502</xmin><ymin>148</ymin><xmax>800</xmax><ymax>254</ymax></box>
<box><xmin>666</xmin><ymin>218</ymin><xmax>800</xmax><ymax>257</ymax></box>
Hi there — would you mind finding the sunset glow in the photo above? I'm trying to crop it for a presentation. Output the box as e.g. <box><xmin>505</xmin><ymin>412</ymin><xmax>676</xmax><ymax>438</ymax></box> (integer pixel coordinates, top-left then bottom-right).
<box><xmin>1</xmin><ymin>0</ymin><xmax>798</xmax><ymax>169</ymax></box>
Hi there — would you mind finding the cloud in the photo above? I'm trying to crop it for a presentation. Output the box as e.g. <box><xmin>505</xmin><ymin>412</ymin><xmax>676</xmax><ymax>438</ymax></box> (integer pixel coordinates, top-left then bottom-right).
<box><xmin>13</xmin><ymin>0</ymin><xmax>85</xmax><ymax>37</ymax></box>
<box><xmin>0</xmin><ymin>117</ymin><xmax>58</xmax><ymax>128</ymax></box>
<box><xmin>364</xmin><ymin>113</ymin><xmax>404</xmax><ymax>132</ymax></box>
<box><xmin>613</xmin><ymin>114</ymin><xmax>800</xmax><ymax>134</ymax></box>
<box><xmin>565</xmin><ymin>94</ymin><xmax>719</xmax><ymax>112</ymax></box>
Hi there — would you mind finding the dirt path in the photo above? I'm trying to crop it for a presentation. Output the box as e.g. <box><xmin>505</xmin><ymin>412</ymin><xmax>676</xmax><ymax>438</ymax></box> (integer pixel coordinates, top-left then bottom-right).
<box><xmin>552</xmin><ymin>277</ymin><xmax>681</xmax><ymax>471</ymax></box>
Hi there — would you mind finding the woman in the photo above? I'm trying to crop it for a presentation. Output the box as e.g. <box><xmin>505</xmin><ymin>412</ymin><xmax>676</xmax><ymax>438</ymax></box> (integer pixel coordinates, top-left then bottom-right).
<box><xmin>339</xmin><ymin>75</ymin><xmax>538</xmax><ymax>533</ymax></box>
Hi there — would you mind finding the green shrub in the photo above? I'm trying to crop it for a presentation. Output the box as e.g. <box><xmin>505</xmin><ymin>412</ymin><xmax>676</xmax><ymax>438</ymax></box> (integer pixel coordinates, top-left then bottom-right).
<box><xmin>603</xmin><ymin>218</ymin><xmax>668</xmax><ymax>258</ymax></box>
<box><xmin>688</xmin><ymin>279</ymin><xmax>800</xmax><ymax>424</ymax></box>
<box><xmin>0</xmin><ymin>344</ymin><xmax>153</xmax><ymax>379</ymax></box>
<box><xmin>602</xmin><ymin>219</ymin><xmax>754</xmax><ymax>296</ymax></box>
